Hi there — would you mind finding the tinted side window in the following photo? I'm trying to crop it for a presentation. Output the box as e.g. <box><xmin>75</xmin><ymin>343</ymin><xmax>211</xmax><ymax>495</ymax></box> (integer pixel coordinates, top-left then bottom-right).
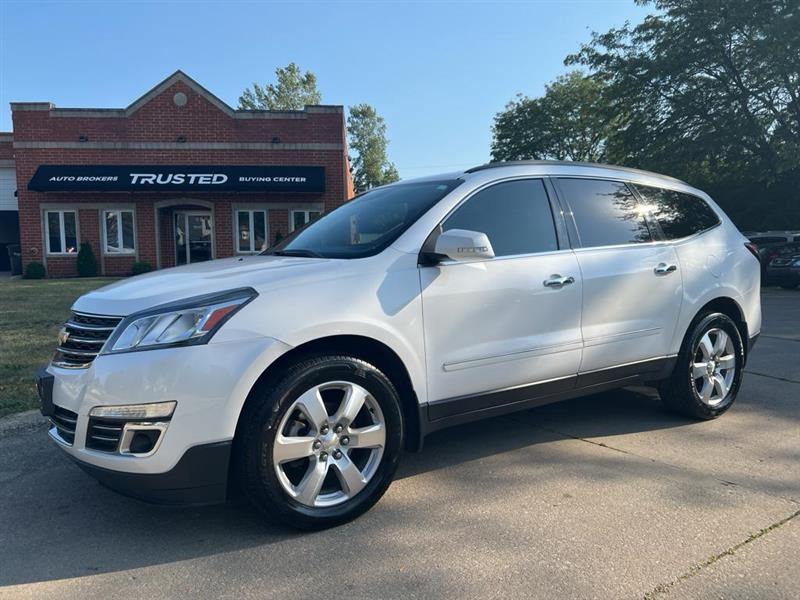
<box><xmin>557</xmin><ymin>178</ymin><xmax>651</xmax><ymax>247</ymax></box>
<box><xmin>635</xmin><ymin>185</ymin><xmax>721</xmax><ymax>240</ymax></box>
<box><xmin>443</xmin><ymin>179</ymin><xmax>558</xmax><ymax>257</ymax></box>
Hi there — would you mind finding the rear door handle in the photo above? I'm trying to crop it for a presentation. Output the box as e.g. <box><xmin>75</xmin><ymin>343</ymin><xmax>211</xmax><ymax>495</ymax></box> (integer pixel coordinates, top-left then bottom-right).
<box><xmin>543</xmin><ymin>274</ymin><xmax>575</xmax><ymax>288</ymax></box>
<box><xmin>654</xmin><ymin>262</ymin><xmax>678</xmax><ymax>275</ymax></box>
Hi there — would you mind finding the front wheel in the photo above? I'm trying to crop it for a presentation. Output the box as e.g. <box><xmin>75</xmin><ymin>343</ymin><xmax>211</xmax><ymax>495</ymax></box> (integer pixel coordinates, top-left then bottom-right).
<box><xmin>236</xmin><ymin>355</ymin><xmax>403</xmax><ymax>530</ymax></box>
<box><xmin>660</xmin><ymin>312</ymin><xmax>744</xmax><ymax>420</ymax></box>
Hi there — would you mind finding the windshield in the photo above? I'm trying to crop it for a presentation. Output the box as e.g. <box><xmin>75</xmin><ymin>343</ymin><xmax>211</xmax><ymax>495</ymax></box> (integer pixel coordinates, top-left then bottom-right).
<box><xmin>266</xmin><ymin>179</ymin><xmax>462</xmax><ymax>259</ymax></box>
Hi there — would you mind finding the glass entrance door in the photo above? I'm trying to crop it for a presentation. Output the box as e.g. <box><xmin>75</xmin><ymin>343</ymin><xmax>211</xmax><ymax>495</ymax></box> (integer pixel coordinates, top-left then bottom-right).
<box><xmin>175</xmin><ymin>211</ymin><xmax>213</xmax><ymax>265</ymax></box>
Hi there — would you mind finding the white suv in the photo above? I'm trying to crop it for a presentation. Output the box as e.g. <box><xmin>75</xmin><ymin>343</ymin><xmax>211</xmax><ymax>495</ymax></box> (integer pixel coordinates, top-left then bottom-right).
<box><xmin>38</xmin><ymin>161</ymin><xmax>761</xmax><ymax>529</ymax></box>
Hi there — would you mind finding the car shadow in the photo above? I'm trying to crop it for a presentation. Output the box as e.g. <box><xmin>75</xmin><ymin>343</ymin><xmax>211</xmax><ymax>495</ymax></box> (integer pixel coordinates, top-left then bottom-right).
<box><xmin>0</xmin><ymin>387</ymin><xmax>695</xmax><ymax>587</ymax></box>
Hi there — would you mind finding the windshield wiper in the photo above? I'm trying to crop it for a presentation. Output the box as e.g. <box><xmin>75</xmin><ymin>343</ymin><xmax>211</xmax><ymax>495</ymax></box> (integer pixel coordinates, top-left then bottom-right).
<box><xmin>270</xmin><ymin>249</ymin><xmax>323</xmax><ymax>258</ymax></box>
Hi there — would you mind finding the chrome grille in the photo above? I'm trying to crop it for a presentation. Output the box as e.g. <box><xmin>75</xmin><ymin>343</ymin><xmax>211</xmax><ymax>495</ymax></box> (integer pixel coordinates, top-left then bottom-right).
<box><xmin>50</xmin><ymin>406</ymin><xmax>78</xmax><ymax>445</ymax></box>
<box><xmin>53</xmin><ymin>311</ymin><xmax>123</xmax><ymax>369</ymax></box>
<box><xmin>86</xmin><ymin>418</ymin><xmax>124</xmax><ymax>452</ymax></box>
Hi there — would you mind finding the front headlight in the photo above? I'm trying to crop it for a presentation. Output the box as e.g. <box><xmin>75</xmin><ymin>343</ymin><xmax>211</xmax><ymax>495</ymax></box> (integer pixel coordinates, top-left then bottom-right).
<box><xmin>104</xmin><ymin>287</ymin><xmax>257</xmax><ymax>354</ymax></box>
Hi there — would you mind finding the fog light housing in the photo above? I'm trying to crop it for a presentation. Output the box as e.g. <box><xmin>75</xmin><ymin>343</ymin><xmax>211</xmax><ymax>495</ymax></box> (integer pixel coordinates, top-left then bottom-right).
<box><xmin>129</xmin><ymin>430</ymin><xmax>161</xmax><ymax>454</ymax></box>
<box><xmin>119</xmin><ymin>422</ymin><xmax>169</xmax><ymax>457</ymax></box>
<box><xmin>89</xmin><ymin>401</ymin><xmax>176</xmax><ymax>420</ymax></box>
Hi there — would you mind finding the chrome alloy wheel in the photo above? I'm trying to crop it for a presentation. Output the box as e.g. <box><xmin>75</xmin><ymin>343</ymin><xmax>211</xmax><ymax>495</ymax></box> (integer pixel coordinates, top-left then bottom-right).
<box><xmin>691</xmin><ymin>328</ymin><xmax>736</xmax><ymax>406</ymax></box>
<box><xmin>273</xmin><ymin>381</ymin><xmax>386</xmax><ymax>508</ymax></box>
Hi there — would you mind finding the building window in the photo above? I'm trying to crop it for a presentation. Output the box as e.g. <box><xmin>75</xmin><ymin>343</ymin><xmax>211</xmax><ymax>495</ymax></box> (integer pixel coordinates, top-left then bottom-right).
<box><xmin>103</xmin><ymin>209</ymin><xmax>136</xmax><ymax>254</ymax></box>
<box><xmin>236</xmin><ymin>210</ymin><xmax>268</xmax><ymax>253</ymax></box>
<box><xmin>290</xmin><ymin>209</ymin><xmax>322</xmax><ymax>232</ymax></box>
<box><xmin>45</xmin><ymin>210</ymin><xmax>78</xmax><ymax>254</ymax></box>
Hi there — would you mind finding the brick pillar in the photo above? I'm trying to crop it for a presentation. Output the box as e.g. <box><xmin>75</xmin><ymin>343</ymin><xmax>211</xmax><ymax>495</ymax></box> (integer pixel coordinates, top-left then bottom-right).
<box><xmin>136</xmin><ymin>202</ymin><xmax>157</xmax><ymax>268</ymax></box>
<box><xmin>269</xmin><ymin>208</ymin><xmax>289</xmax><ymax>247</ymax></box>
<box><xmin>214</xmin><ymin>200</ymin><xmax>232</xmax><ymax>259</ymax></box>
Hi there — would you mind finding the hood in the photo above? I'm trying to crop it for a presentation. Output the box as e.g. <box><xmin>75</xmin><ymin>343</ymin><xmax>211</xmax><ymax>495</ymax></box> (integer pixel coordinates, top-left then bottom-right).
<box><xmin>72</xmin><ymin>255</ymin><xmax>338</xmax><ymax>316</ymax></box>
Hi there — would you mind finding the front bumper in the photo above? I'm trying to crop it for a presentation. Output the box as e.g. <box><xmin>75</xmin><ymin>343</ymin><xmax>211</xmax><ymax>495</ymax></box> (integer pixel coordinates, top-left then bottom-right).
<box><xmin>37</xmin><ymin>336</ymin><xmax>290</xmax><ymax>504</ymax></box>
<box><xmin>73</xmin><ymin>441</ymin><xmax>232</xmax><ymax>506</ymax></box>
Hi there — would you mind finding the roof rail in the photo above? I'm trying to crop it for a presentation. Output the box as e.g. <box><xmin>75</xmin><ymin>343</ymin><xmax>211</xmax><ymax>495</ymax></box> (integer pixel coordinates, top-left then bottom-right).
<box><xmin>464</xmin><ymin>160</ymin><xmax>689</xmax><ymax>186</ymax></box>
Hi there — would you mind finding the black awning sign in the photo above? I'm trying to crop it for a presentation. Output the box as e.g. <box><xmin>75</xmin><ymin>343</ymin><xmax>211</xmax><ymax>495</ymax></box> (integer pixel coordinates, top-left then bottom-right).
<box><xmin>28</xmin><ymin>165</ymin><xmax>326</xmax><ymax>193</ymax></box>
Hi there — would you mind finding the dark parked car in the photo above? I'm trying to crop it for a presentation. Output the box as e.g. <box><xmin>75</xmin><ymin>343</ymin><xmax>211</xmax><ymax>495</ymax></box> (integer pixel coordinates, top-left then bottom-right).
<box><xmin>766</xmin><ymin>242</ymin><xmax>800</xmax><ymax>289</ymax></box>
<box><xmin>748</xmin><ymin>234</ymin><xmax>800</xmax><ymax>283</ymax></box>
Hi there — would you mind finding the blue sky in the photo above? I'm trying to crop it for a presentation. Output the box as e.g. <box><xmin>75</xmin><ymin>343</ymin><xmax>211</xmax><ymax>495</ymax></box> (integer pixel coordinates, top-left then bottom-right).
<box><xmin>0</xmin><ymin>1</ymin><xmax>649</xmax><ymax>177</ymax></box>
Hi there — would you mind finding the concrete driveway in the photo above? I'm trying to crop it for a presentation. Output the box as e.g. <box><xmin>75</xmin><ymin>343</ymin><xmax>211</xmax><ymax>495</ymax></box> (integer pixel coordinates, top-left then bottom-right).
<box><xmin>1</xmin><ymin>290</ymin><xmax>797</xmax><ymax>599</ymax></box>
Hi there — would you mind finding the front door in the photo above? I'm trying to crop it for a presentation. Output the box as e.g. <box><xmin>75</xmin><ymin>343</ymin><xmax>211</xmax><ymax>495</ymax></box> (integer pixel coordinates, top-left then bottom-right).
<box><xmin>420</xmin><ymin>179</ymin><xmax>583</xmax><ymax>418</ymax></box>
<box><xmin>175</xmin><ymin>211</ymin><xmax>213</xmax><ymax>265</ymax></box>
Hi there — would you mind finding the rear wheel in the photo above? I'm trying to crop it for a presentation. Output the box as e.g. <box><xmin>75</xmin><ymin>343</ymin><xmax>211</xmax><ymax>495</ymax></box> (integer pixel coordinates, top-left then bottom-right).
<box><xmin>236</xmin><ymin>355</ymin><xmax>403</xmax><ymax>530</ymax></box>
<box><xmin>660</xmin><ymin>312</ymin><xmax>744</xmax><ymax>419</ymax></box>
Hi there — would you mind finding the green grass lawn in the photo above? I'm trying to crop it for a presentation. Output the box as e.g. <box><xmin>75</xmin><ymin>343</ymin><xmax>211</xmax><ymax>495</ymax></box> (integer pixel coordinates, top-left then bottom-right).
<box><xmin>0</xmin><ymin>277</ymin><xmax>118</xmax><ymax>417</ymax></box>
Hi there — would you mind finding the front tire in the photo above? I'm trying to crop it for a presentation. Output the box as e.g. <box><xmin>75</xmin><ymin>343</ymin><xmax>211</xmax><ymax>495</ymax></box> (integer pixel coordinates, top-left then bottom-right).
<box><xmin>236</xmin><ymin>355</ymin><xmax>403</xmax><ymax>530</ymax></box>
<box><xmin>660</xmin><ymin>312</ymin><xmax>744</xmax><ymax>420</ymax></box>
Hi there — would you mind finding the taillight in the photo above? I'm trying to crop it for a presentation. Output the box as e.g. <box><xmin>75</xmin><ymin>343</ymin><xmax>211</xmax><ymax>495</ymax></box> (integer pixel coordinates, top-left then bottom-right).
<box><xmin>744</xmin><ymin>242</ymin><xmax>760</xmax><ymax>261</ymax></box>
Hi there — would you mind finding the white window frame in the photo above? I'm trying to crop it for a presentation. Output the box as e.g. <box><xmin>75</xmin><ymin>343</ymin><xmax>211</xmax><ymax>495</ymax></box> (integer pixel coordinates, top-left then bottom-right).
<box><xmin>290</xmin><ymin>209</ymin><xmax>322</xmax><ymax>232</ymax></box>
<box><xmin>44</xmin><ymin>210</ymin><xmax>79</xmax><ymax>255</ymax></box>
<box><xmin>235</xmin><ymin>209</ymin><xmax>269</xmax><ymax>254</ymax></box>
<box><xmin>102</xmin><ymin>209</ymin><xmax>137</xmax><ymax>255</ymax></box>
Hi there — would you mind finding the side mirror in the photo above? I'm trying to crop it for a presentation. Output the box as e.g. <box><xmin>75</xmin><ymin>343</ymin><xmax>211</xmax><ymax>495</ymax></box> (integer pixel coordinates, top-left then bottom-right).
<box><xmin>434</xmin><ymin>229</ymin><xmax>495</xmax><ymax>261</ymax></box>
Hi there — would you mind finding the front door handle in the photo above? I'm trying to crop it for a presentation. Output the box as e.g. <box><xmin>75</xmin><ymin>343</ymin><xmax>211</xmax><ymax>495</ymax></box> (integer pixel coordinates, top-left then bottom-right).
<box><xmin>654</xmin><ymin>262</ymin><xmax>678</xmax><ymax>275</ymax></box>
<box><xmin>543</xmin><ymin>274</ymin><xmax>575</xmax><ymax>288</ymax></box>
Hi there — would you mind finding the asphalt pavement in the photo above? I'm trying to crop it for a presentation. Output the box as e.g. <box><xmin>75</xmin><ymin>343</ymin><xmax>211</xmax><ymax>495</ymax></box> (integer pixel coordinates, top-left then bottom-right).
<box><xmin>1</xmin><ymin>289</ymin><xmax>797</xmax><ymax>599</ymax></box>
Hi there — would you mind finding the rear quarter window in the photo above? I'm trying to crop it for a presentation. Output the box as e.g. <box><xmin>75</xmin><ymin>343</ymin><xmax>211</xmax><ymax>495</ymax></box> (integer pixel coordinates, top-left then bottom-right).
<box><xmin>634</xmin><ymin>185</ymin><xmax>721</xmax><ymax>240</ymax></box>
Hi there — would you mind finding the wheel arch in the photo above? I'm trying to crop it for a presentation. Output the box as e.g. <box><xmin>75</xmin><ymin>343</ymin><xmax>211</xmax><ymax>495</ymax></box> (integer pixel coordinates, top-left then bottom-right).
<box><xmin>234</xmin><ymin>334</ymin><xmax>424</xmax><ymax>453</ymax></box>
<box><xmin>692</xmin><ymin>296</ymin><xmax>750</xmax><ymax>362</ymax></box>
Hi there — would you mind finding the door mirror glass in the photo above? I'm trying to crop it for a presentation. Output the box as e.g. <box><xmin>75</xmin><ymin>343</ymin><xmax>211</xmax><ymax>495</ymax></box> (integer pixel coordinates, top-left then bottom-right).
<box><xmin>434</xmin><ymin>229</ymin><xmax>495</xmax><ymax>261</ymax></box>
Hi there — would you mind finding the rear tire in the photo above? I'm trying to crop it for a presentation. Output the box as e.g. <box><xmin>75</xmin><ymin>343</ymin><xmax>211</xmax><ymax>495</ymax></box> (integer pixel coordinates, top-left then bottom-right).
<box><xmin>660</xmin><ymin>312</ymin><xmax>744</xmax><ymax>420</ymax></box>
<box><xmin>236</xmin><ymin>354</ymin><xmax>403</xmax><ymax>530</ymax></box>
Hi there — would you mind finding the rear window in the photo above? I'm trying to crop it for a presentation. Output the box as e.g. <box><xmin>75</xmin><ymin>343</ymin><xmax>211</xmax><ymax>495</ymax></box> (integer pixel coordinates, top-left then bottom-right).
<box><xmin>556</xmin><ymin>178</ymin><xmax>652</xmax><ymax>247</ymax></box>
<box><xmin>634</xmin><ymin>185</ymin><xmax>721</xmax><ymax>240</ymax></box>
<box><xmin>750</xmin><ymin>236</ymin><xmax>788</xmax><ymax>245</ymax></box>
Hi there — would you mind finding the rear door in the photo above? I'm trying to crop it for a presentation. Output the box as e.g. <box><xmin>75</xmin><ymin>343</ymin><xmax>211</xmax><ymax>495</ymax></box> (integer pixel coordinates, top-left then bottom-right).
<box><xmin>420</xmin><ymin>178</ymin><xmax>583</xmax><ymax>417</ymax></box>
<box><xmin>553</xmin><ymin>177</ymin><xmax>683</xmax><ymax>374</ymax></box>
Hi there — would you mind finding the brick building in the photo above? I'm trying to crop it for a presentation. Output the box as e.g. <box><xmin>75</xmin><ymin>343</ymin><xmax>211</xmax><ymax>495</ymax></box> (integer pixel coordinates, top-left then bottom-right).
<box><xmin>10</xmin><ymin>71</ymin><xmax>354</xmax><ymax>277</ymax></box>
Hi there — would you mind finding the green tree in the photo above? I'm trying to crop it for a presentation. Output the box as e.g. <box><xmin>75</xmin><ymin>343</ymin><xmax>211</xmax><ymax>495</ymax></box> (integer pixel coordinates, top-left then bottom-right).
<box><xmin>491</xmin><ymin>71</ymin><xmax>613</xmax><ymax>162</ymax></box>
<box><xmin>347</xmin><ymin>104</ymin><xmax>400</xmax><ymax>191</ymax></box>
<box><xmin>568</xmin><ymin>0</ymin><xmax>800</xmax><ymax>184</ymax></box>
<box><xmin>238</xmin><ymin>62</ymin><xmax>322</xmax><ymax>110</ymax></box>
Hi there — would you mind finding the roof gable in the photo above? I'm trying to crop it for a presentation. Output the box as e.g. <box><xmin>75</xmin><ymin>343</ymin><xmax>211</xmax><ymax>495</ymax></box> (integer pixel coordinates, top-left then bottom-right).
<box><xmin>126</xmin><ymin>70</ymin><xmax>235</xmax><ymax>117</ymax></box>
<box><xmin>10</xmin><ymin>70</ymin><xmax>343</xmax><ymax>119</ymax></box>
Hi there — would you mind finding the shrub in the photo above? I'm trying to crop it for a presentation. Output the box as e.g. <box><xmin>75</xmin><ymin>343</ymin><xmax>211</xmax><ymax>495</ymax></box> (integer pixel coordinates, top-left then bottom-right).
<box><xmin>273</xmin><ymin>230</ymin><xmax>284</xmax><ymax>245</ymax></box>
<box><xmin>23</xmin><ymin>262</ymin><xmax>46</xmax><ymax>279</ymax></box>
<box><xmin>76</xmin><ymin>242</ymin><xmax>98</xmax><ymax>277</ymax></box>
<box><xmin>131</xmin><ymin>261</ymin><xmax>153</xmax><ymax>276</ymax></box>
